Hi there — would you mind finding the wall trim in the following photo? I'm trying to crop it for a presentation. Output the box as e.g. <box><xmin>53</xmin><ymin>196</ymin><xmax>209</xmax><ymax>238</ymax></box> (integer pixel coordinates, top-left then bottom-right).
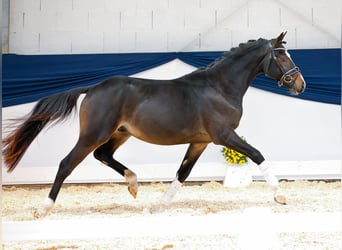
<box><xmin>2</xmin><ymin>160</ymin><xmax>340</xmax><ymax>185</ymax></box>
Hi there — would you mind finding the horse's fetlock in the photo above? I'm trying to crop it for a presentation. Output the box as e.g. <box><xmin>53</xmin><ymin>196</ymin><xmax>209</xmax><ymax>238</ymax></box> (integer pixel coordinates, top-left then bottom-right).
<box><xmin>124</xmin><ymin>169</ymin><xmax>138</xmax><ymax>198</ymax></box>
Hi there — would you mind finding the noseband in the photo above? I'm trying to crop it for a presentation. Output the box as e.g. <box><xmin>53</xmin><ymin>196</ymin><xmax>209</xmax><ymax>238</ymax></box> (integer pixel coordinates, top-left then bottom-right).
<box><xmin>264</xmin><ymin>41</ymin><xmax>300</xmax><ymax>87</ymax></box>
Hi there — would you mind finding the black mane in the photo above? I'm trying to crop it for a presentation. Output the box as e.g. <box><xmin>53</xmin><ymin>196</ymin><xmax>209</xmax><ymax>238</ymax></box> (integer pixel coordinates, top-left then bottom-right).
<box><xmin>204</xmin><ymin>38</ymin><xmax>268</xmax><ymax>70</ymax></box>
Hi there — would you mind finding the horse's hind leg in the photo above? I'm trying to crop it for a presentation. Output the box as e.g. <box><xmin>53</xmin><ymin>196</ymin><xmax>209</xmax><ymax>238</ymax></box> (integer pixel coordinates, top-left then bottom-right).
<box><xmin>161</xmin><ymin>143</ymin><xmax>208</xmax><ymax>204</ymax></box>
<box><xmin>93</xmin><ymin>133</ymin><xmax>138</xmax><ymax>198</ymax></box>
<box><xmin>38</xmin><ymin>138</ymin><xmax>104</xmax><ymax>218</ymax></box>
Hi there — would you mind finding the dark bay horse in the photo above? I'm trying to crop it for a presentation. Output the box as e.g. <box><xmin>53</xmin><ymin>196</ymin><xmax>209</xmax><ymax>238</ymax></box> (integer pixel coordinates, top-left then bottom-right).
<box><xmin>3</xmin><ymin>32</ymin><xmax>305</xmax><ymax>216</ymax></box>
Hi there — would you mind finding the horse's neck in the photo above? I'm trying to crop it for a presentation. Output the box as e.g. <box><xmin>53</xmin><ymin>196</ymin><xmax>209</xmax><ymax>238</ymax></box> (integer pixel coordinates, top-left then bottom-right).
<box><xmin>210</xmin><ymin>51</ymin><xmax>266</xmax><ymax>101</ymax></box>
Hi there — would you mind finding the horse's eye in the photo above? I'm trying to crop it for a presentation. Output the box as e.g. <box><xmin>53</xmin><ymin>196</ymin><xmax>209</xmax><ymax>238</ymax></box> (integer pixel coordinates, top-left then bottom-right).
<box><xmin>277</xmin><ymin>50</ymin><xmax>285</xmax><ymax>56</ymax></box>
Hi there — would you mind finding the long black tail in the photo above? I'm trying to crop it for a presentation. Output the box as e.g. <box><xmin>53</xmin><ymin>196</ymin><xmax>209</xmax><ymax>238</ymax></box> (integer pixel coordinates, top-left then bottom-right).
<box><xmin>2</xmin><ymin>87</ymin><xmax>89</xmax><ymax>172</ymax></box>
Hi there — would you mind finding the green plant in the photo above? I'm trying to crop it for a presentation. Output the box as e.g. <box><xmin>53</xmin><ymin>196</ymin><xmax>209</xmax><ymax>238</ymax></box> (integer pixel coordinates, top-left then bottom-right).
<box><xmin>221</xmin><ymin>136</ymin><xmax>248</xmax><ymax>165</ymax></box>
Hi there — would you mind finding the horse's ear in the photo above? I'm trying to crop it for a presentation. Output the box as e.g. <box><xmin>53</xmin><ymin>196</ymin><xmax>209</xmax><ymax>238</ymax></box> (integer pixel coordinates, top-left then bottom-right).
<box><xmin>273</xmin><ymin>31</ymin><xmax>287</xmax><ymax>47</ymax></box>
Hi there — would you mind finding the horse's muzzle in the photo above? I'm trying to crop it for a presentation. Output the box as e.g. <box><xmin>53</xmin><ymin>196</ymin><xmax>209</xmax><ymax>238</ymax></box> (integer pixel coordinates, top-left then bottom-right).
<box><xmin>293</xmin><ymin>72</ymin><xmax>306</xmax><ymax>95</ymax></box>
<box><xmin>279</xmin><ymin>68</ymin><xmax>306</xmax><ymax>95</ymax></box>
<box><xmin>290</xmin><ymin>79</ymin><xmax>306</xmax><ymax>95</ymax></box>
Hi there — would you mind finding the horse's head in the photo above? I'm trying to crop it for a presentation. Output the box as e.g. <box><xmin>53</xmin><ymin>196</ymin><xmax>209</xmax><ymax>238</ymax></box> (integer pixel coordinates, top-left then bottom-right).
<box><xmin>263</xmin><ymin>32</ymin><xmax>306</xmax><ymax>95</ymax></box>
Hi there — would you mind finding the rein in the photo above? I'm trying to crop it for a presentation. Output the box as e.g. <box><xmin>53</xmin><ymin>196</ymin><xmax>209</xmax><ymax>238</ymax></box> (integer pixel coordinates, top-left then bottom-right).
<box><xmin>264</xmin><ymin>41</ymin><xmax>300</xmax><ymax>87</ymax></box>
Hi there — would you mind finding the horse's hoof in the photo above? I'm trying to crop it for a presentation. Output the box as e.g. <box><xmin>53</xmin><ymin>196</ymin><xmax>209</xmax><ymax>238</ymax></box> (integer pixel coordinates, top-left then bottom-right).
<box><xmin>33</xmin><ymin>206</ymin><xmax>51</xmax><ymax>219</ymax></box>
<box><xmin>33</xmin><ymin>208</ymin><xmax>40</xmax><ymax>219</ymax></box>
<box><xmin>34</xmin><ymin>197</ymin><xmax>55</xmax><ymax>219</ymax></box>
<box><xmin>274</xmin><ymin>195</ymin><xmax>287</xmax><ymax>205</ymax></box>
<box><xmin>128</xmin><ymin>186</ymin><xmax>138</xmax><ymax>199</ymax></box>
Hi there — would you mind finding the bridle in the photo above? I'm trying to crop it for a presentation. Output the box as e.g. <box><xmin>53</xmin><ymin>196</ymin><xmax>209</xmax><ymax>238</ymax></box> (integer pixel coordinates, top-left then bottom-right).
<box><xmin>264</xmin><ymin>41</ymin><xmax>300</xmax><ymax>88</ymax></box>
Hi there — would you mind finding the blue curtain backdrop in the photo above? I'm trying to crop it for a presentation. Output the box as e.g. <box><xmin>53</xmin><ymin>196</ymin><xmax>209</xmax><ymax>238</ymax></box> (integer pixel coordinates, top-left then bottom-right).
<box><xmin>2</xmin><ymin>49</ymin><xmax>340</xmax><ymax>107</ymax></box>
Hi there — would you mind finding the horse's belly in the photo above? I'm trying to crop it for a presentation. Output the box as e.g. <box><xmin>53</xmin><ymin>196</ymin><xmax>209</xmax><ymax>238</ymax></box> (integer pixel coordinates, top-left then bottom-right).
<box><xmin>122</xmin><ymin>124</ymin><xmax>210</xmax><ymax>145</ymax></box>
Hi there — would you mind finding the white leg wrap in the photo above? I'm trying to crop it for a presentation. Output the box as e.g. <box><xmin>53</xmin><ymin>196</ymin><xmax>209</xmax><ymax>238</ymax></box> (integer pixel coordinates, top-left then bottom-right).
<box><xmin>259</xmin><ymin>163</ymin><xmax>286</xmax><ymax>204</ymax></box>
<box><xmin>161</xmin><ymin>178</ymin><xmax>182</xmax><ymax>204</ymax></box>
<box><xmin>258</xmin><ymin>162</ymin><xmax>279</xmax><ymax>189</ymax></box>
<box><xmin>42</xmin><ymin>197</ymin><xmax>55</xmax><ymax>217</ymax></box>
<box><xmin>274</xmin><ymin>186</ymin><xmax>285</xmax><ymax>197</ymax></box>
<box><xmin>259</xmin><ymin>162</ymin><xmax>287</xmax><ymax>204</ymax></box>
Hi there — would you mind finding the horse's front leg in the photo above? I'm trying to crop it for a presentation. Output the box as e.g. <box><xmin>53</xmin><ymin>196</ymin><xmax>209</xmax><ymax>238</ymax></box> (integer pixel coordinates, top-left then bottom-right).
<box><xmin>258</xmin><ymin>162</ymin><xmax>286</xmax><ymax>204</ymax></box>
<box><xmin>213</xmin><ymin>129</ymin><xmax>286</xmax><ymax>205</ymax></box>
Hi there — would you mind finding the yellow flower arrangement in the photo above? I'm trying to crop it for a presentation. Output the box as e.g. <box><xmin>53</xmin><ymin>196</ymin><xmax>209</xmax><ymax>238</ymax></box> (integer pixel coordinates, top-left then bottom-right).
<box><xmin>221</xmin><ymin>136</ymin><xmax>248</xmax><ymax>165</ymax></box>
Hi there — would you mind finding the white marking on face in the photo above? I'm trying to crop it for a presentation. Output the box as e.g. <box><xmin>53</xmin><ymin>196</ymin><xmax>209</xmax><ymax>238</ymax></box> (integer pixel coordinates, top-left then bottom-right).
<box><xmin>285</xmin><ymin>50</ymin><xmax>291</xmax><ymax>58</ymax></box>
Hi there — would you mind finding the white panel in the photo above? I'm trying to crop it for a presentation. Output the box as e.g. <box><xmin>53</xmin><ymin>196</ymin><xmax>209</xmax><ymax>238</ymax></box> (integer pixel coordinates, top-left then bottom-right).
<box><xmin>295</xmin><ymin>26</ymin><xmax>336</xmax><ymax>49</ymax></box>
<box><xmin>184</xmin><ymin>9</ymin><xmax>215</xmax><ymax>30</ymax></box>
<box><xmin>23</xmin><ymin>11</ymin><xmax>57</xmax><ymax>32</ymax></box>
<box><xmin>247</xmin><ymin>0</ymin><xmax>281</xmax><ymax>28</ymax></box>
<box><xmin>167</xmin><ymin>30</ymin><xmax>199</xmax><ymax>51</ymax></box>
<box><xmin>9</xmin><ymin>0</ymin><xmax>41</xmax><ymax>13</ymax></box>
<box><xmin>118</xmin><ymin>31</ymin><xmax>136</xmax><ymax>52</ymax></box>
<box><xmin>279</xmin><ymin>2</ymin><xmax>312</xmax><ymax>27</ymax></box>
<box><xmin>39</xmin><ymin>31</ymin><xmax>72</xmax><ymax>54</ymax></box>
<box><xmin>200</xmin><ymin>0</ymin><xmax>232</xmax><ymax>10</ymax></box>
<box><xmin>200</xmin><ymin>28</ymin><xmax>231</xmax><ymax>51</ymax></box>
<box><xmin>23</xmin><ymin>11</ymin><xmax>39</xmax><ymax>31</ymax></box>
<box><xmin>218</xmin><ymin>7</ymin><xmax>248</xmax><ymax>30</ymax></box>
<box><xmin>230</xmin><ymin>0</ymin><xmax>250</xmax><ymax>10</ymax></box>
<box><xmin>41</xmin><ymin>0</ymin><xmax>73</xmax><ymax>12</ymax></box>
<box><xmin>72</xmin><ymin>0</ymin><xmax>105</xmax><ymax>12</ymax></box>
<box><xmin>102</xmin><ymin>11</ymin><xmax>121</xmax><ymax>32</ymax></box>
<box><xmin>104</xmin><ymin>0</ymin><xmax>137</xmax><ymax>11</ymax></box>
<box><xmin>8</xmin><ymin>0</ymin><xmax>341</xmax><ymax>53</ymax></box>
<box><xmin>88</xmin><ymin>11</ymin><xmax>105</xmax><ymax>31</ymax></box>
<box><xmin>9</xmin><ymin>31</ymin><xmax>39</xmax><ymax>54</ymax></box>
<box><xmin>120</xmin><ymin>9</ymin><xmax>153</xmax><ymax>30</ymax></box>
<box><xmin>153</xmin><ymin>9</ymin><xmax>185</xmax><ymax>31</ymax></box>
<box><xmin>239</xmin><ymin>88</ymin><xmax>341</xmax><ymax>161</ymax></box>
<box><xmin>56</xmin><ymin>10</ymin><xmax>88</xmax><ymax>32</ymax></box>
<box><xmin>136</xmin><ymin>0</ymin><xmax>169</xmax><ymax>10</ymax></box>
<box><xmin>9</xmin><ymin>9</ymin><xmax>24</xmax><ymax>33</ymax></box>
<box><xmin>71</xmin><ymin>31</ymin><xmax>104</xmax><ymax>53</ymax></box>
<box><xmin>136</xmin><ymin>31</ymin><xmax>168</xmax><ymax>52</ymax></box>
<box><xmin>312</xmin><ymin>6</ymin><xmax>341</xmax><ymax>41</ymax></box>
<box><xmin>168</xmin><ymin>0</ymin><xmax>201</xmax><ymax>10</ymax></box>
<box><xmin>103</xmin><ymin>31</ymin><xmax>120</xmax><ymax>52</ymax></box>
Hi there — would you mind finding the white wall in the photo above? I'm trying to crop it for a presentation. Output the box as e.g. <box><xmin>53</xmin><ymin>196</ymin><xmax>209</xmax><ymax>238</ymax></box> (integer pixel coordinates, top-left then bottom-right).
<box><xmin>8</xmin><ymin>0</ymin><xmax>341</xmax><ymax>54</ymax></box>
